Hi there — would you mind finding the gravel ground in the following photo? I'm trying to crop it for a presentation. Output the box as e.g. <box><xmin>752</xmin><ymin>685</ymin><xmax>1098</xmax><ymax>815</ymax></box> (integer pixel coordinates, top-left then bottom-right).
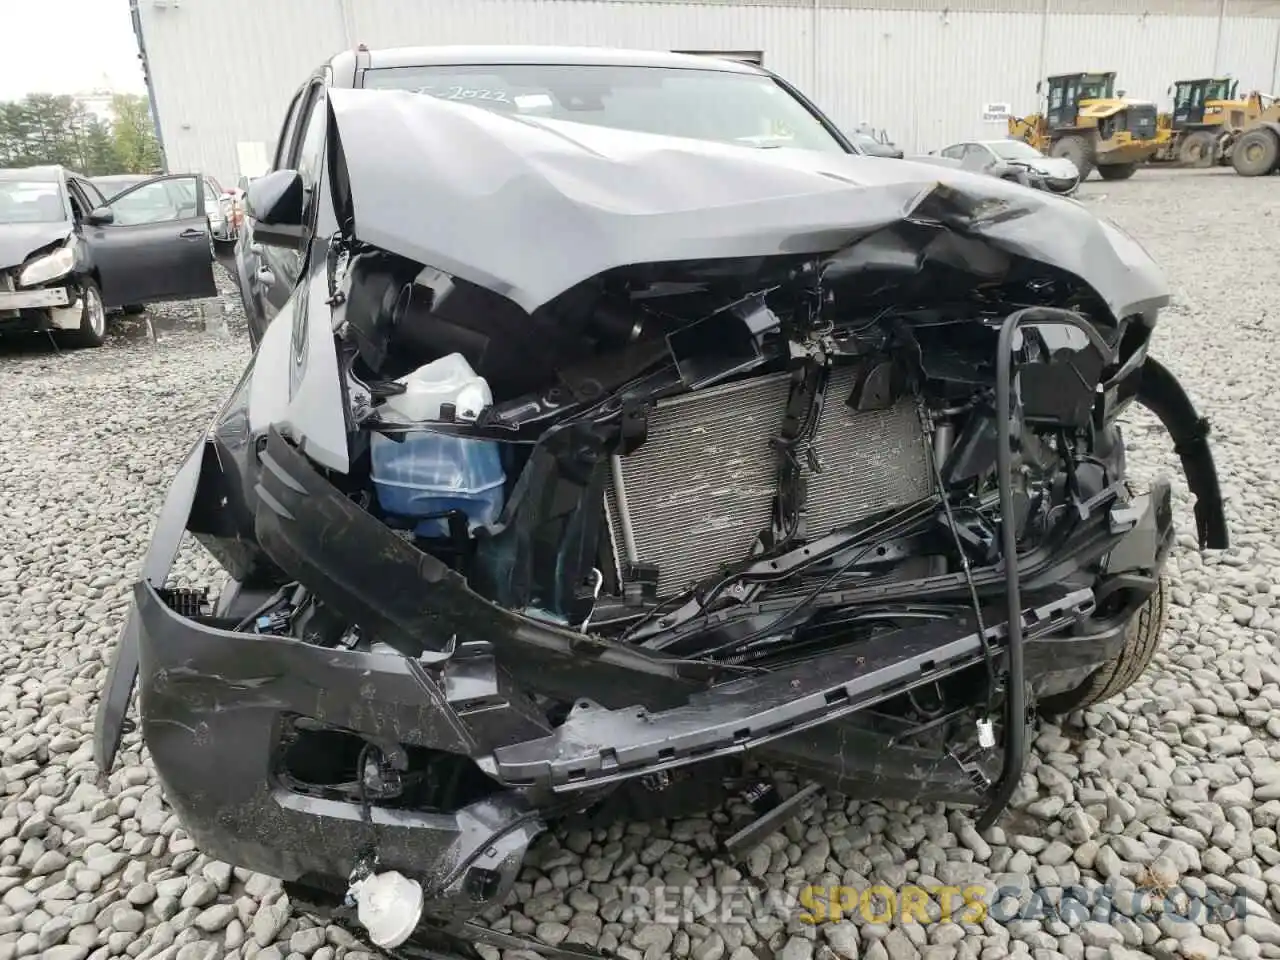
<box><xmin>2</xmin><ymin>168</ymin><xmax>1279</xmax><ymax>960</ymax></box>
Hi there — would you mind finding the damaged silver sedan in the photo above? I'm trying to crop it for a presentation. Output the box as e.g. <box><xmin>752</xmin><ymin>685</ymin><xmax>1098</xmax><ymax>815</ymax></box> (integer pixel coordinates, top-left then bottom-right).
<box><xmin>94</xmin><ymin>52</ymin><xmax>1226</xmax><ymax>959</ymax></box>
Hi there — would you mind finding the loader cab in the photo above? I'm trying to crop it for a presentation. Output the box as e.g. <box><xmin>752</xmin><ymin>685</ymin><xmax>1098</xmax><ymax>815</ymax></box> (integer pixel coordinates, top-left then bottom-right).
<box><xmin>1170</xmin><ymin>78</ymin><xmax>1238</xmax><ymax>128</ymax></box>
<box><xmin>1044</xmin><ymin>72</ymin><xmax>1116</xmax><ymax>129</ymax></box>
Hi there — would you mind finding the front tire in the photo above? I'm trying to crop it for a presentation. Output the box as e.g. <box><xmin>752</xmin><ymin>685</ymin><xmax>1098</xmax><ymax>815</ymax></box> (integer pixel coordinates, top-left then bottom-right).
<box><xmin>61</xmin><ymin>280</ymin><xmax>108</xmax><ymax>348</ymax></box>
<box><xmin>1050</xmin><ymin>134</ymin><xmax>1095</xmax><ymax>181</ymax></box>
<box><xmin>1178</xmin><ymin>131</ymin><xmax>1217</xmax><ymax>168</ymax></box>
<box><xmin>1097</xmin><ymin>162</ymin><xmax>1138</xmax><ymax>181</ymax></box>
<box><xmin>1039</xmin><ymin>577</ymin><xmax>1168</xmax><ymax>716</ymax></box>
<box><xmin>1232</xmin><ymin>128</ymin><xmax>1280</xmax><ymax>177</ymax></box>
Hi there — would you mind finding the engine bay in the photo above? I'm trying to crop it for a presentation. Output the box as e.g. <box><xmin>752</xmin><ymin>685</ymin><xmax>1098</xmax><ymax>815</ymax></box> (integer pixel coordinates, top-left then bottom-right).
<box><xmin>230</xmin><ymin>216</ymin><xmax>1155</xmax><ymax>676</ymax></box>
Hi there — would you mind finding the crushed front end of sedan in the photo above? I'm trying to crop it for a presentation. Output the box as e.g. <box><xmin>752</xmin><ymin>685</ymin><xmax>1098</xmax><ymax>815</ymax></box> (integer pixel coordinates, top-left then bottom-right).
<box><xmin>94</xmin><ymin>88</ymin><xmax>1226</xmax><ymax>955</ymax></box>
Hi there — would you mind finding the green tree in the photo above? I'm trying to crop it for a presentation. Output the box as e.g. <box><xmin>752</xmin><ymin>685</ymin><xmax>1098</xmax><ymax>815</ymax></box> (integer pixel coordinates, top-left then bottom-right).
<box><xmin>109</xmin><ymin>92</ymin><xmax>163</xmax><ymax>173</ymax></box>
<box><xmin>0</xmin><ymin>91</ymin><xmax>162</xmax><ymax>175</ymax></box>
<box><xmin>79</xmin><ymin>117</ymin><xmax>121</xmax><ymax>175</ymax></box>
<box><xmin>1</xmin><ymin>94</ymin><xmax>83</xmax><ymax>168</ymax></box>
<box><xmin>0</xmin><ymin>100</ymin><xmax>38</xmax><ymax>167</ymax></box>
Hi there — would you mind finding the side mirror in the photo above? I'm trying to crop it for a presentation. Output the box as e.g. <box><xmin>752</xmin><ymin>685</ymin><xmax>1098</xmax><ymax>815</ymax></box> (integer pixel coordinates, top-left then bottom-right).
<box><xmin>245</xmin><ymin>169</ymin><xmax>307</xmax><ymax>247</ymax></box>
<box><xmin>1167</xmin><ymin>85</ymin><xmax>1173</xmax><ymax>95</ymax></box>
<box><xmin>246</xmin><ymin>169</ymin><xmax>304</xmax><ymax>226</ymax></box>
<box><xmin>1035</xmin><ymin>80</ymin><xmax>1042</xmax><ymax>94</ymax></box>
<box><xmin>86</xmin><ymin>206</ymin><xmax>114</xmax><ymax>226</ymax></box>
<box><xmin>1117</xmin><ymin>89</ymin><xmax>1127</xmax><ymax>98</ymax></box>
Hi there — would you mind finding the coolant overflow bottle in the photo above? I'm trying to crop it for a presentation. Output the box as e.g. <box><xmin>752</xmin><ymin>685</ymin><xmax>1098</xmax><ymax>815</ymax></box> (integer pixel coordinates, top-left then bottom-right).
<box><xmin>351</xmin><ymin>870</ymin><xmax>424</xmax><ymax>949</ymax></box>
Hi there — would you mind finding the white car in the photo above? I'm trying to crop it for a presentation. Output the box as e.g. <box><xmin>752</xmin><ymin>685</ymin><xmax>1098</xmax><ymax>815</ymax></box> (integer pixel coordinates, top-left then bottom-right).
<box><xmin>935</xmin><ymin>139</ymin><xmax>1080</xmax><ymax>194</ymax></box>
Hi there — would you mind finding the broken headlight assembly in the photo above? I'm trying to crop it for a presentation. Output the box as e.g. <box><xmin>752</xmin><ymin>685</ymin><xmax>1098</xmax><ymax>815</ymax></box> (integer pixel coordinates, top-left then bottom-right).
<box><xmin>19</xmin><ymin>242</ymin><xmax>76</xmax><ymax>286</ymax></box>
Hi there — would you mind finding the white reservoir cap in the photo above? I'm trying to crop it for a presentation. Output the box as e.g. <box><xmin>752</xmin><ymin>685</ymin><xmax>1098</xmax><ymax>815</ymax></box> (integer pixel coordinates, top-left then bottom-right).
<box><xmin>351</xmin><ymin>870</ymin><xmax>424</xmax><ymax>949</ymax></box>
<box><xmin>977</xmin><ymin>718</ymin><xmax>996</xmax><ymax>749</ymax></box>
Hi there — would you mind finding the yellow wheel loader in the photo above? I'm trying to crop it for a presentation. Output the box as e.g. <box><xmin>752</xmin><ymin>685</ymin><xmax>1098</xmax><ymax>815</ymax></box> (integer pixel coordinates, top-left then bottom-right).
<box><xmin>1007</xmin><ymin>72</ymin><xmax>1161</xmax><ymax>181</ymax></box>
<box><xmin>1152</xmin><ymin>77</ymin><xmax>1244</xmax><ymax>166</ymax></box>
<box><xmin>1229</xmin><ymin>92</ymin><xmax>1280</xmax><ymax>176</ymax></box>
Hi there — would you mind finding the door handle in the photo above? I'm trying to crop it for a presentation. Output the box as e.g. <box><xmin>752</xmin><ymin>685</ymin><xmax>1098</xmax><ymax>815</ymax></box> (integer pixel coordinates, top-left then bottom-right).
<box><xmin>180</xmin><ymin>228</ymin><xmax>205</xmax><ymax>240</ymax></box>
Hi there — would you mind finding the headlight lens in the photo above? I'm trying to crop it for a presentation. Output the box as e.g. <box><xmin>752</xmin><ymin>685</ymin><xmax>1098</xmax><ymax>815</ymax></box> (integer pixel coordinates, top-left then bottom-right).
<box><xmin>19</xmin><ymin>244</ymin><xmax>76</xmax><ymax>287</ymax></box>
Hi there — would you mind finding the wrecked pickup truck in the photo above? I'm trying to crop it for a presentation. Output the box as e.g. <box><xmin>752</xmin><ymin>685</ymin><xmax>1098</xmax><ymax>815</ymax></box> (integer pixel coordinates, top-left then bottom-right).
<box><xmin>94</xmin><ymin>52</ymin><xmax>1226</xmax><ymax>958</ymax></box>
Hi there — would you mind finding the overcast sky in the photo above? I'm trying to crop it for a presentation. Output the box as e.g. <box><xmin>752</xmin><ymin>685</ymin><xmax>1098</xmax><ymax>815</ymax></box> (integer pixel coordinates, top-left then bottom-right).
<box><xmin>0</xmin><ymin>0</ymin><xmax>146</xmax><ymax>102</ymax></box>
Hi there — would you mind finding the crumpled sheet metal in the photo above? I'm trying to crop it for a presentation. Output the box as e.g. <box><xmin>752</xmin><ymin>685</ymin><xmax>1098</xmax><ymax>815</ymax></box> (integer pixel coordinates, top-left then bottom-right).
<box><xmin>326</xmin><ymin>87</ymin><xmax>1169</xmax><ymax>321</ymax></box>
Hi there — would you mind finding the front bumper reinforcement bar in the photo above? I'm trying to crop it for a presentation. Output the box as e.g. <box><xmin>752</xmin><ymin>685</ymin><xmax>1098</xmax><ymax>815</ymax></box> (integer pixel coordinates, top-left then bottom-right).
<box><xmin>481</xmin><ymin>586</ymin><xmax>1095</xmax><ymax>791</ymax></box>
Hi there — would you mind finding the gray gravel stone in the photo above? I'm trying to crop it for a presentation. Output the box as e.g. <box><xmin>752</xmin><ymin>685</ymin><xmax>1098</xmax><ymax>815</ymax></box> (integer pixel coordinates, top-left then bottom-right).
<box><xmin>826</xmin><ymin>921</ymin><xmax>861</xmax><ymax>959</ymax></box>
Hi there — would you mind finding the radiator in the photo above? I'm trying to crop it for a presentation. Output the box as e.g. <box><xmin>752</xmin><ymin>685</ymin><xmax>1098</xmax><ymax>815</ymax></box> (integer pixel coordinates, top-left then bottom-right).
<box><xmin>604</xmin><ymin>366</ymin><xmax>935</xmax><ymax>598</ymax></box>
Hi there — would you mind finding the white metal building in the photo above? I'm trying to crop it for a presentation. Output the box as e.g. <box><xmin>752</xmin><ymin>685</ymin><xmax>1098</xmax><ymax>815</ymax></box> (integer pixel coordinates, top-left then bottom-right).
<box><xmin>132</xmin><ymin>0</ymin><xmax>1280</xmax><ymax>184</ymax></box>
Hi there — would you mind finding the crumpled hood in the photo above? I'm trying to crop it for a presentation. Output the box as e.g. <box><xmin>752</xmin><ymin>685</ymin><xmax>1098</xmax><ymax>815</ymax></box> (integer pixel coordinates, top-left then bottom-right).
<box><xmin>0</xmin><ymin>221</ymin><xmax>72</xmax><ymax>273</ymax></box>
<box><xmin>327</xmin><ymin>88</ymin><xmax>1168</xmax><ymax>320</ymax></box>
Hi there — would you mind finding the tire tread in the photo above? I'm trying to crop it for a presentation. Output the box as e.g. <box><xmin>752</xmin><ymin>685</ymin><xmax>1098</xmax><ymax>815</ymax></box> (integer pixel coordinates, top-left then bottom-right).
<box><xmin>1040</xmin><ymin>578</ymin><xmax>1168</xmax><ymax>715</ymax></box>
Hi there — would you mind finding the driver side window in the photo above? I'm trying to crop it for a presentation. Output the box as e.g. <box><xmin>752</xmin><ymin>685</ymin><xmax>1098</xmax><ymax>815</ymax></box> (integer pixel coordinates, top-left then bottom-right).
<box><xmin>272</xmin><ymin>88</ymin><xmax>306</xmax><ymax>171</ymax></box>
<box><xmin>66</xmin><ymin>188</ymin><xmax>86</xmax><ymax>222</ymax></box>
<box><xmin>109</xmin><ymin>178</ymin><xmax>195</xmax><ymax>226</ymax></box>
<box><xmin>287</xmin><ymin>85</ymin><xmax>328</xmax><ymax>231</ymax></box>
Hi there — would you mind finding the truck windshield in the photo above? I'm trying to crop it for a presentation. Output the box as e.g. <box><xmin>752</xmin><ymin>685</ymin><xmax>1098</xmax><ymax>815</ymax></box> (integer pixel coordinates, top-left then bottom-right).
<box><xmin>363</xmin><ymin>63</ymin><xmax>849</xmax><ymax>154</ymax></box>
<box><xmin>1079</xmin><ymin>75</ymin><xmax>1115</xmax><ymax>99</ymax></box>
<box><xmin>1205</xmin><ymin>79</ymin><xmax>1234</xmax><ymax>101</ymax></box>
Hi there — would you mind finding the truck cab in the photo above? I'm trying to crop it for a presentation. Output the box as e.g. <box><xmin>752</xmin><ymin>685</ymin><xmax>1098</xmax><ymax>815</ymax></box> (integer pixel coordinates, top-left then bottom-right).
<box><xmin>1045</xmin><ymin>72</ymin><xmax>1118</xmax><ymax>128</ymax></box>
<box><xmin>1171</xmin><ymin>77</ymin><xmax>1239</xmax><ymax>128</ymax></box>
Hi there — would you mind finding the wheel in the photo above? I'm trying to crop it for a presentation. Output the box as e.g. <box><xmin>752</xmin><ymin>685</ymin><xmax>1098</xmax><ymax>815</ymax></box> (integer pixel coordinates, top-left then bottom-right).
<box><xmin>1177</xmin><ymin>131</ymin><xmax>1217</xmax><ymax>168</ymax></box>
<box><xmin>1097</xmin><ymin>163</ymin><xmax>1138</xmax><ymax>181</ymax></box>
<box><xmin>1231</xmin><ymin>128</ymin><xmax>1280</xmax><ymax>177</ymax></box>
<box><xmin>60</xmin><ymin>280</ymin><xmax>108</xmax><ymax>348</ymax></box>
<box><xmin>1039</xmin><ymin>578</ymin><xmax>1168</xmax><ymax>716</ymax></box>
<box><xmin>1049</xmin><ymin>134</ymin><xmax>1095</xmax><ymax>181</ymax></box>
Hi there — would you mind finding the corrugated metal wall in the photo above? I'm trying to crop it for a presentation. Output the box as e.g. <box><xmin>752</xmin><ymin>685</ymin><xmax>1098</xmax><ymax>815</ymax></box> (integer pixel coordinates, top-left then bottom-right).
<box><xmin>135</xmin><ymin>0</ymin><xmax>1280</xmax><ymax>183</ymax></box>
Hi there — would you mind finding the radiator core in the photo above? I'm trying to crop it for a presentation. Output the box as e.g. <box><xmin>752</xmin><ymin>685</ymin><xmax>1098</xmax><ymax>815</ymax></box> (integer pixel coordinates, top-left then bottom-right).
<box><xmin>604</xmin><ymin>366</ymin><xmax>935</xmax><ymax>598</ymax></box>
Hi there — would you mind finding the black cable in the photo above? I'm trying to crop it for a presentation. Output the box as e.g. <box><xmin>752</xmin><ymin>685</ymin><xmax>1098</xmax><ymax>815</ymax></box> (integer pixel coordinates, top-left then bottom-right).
<box><xmin>356</xmin><ymin>743</ymin><xmax>374</xmax><ymax>826</ymax></box>
<box><xmin>696</xmin><ymin>540</ymin><xmax>882</xmax><ymax>661</ymax></box>
<box><xmin>977</xmin><ymin>306</ymin><xmax>1113</xmax><ymax>831</ymax></box>
<box><xmin>352</xmin><ymin>742</ymin><xmax>384</xmax><ymax>874</ymax></box>
<box><xmin>924</xmin><ymin>410</ymin><xmax>996</xmax><ymax>716</ymax></box>
<box><xmin>692</xmin><ymin>497</ymin><xmax>938</xmax><ymax>661</ymax></box>
<box><xmin>622</xmin><ymin>497</ymin><xmax>935</xmax><ymax>647</ymax></box>
<box><xmin>232</xmin><ymin>582</ymin><xmax>299</xmax><ymax>632</ymax></box>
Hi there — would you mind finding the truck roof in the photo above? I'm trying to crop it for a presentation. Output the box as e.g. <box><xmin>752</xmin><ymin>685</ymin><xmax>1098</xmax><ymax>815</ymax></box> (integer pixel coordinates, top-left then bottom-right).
<box><xmin>338</xmin><ymin>44</ymin><xmax>765</xmax><ymax>77</ymax></box>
